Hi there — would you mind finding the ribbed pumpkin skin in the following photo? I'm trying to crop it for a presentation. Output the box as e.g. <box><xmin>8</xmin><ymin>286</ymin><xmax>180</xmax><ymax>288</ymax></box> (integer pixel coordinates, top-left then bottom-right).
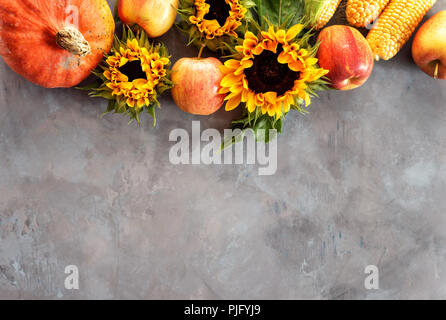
<box><xmin>0</xmin><ymin>0</ymin><xmax>115</xmax><ymax>88</ymax></box>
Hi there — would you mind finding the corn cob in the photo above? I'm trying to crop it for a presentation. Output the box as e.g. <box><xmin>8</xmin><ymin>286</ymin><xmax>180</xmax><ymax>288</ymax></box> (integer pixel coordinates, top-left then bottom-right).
<box><xmin>366</xmin><ymin>0</ymin><xmax>437</xmax><ymax>61</ymax></box>
<box><xmin>308</xmin><ymin>0</ymin><xmax>343</xmax><ymax>30</ymax></box>
<box><xmin>346</xmin><ymin>0</ymin><xmax>391</xmax><ymax>28</ymax></box>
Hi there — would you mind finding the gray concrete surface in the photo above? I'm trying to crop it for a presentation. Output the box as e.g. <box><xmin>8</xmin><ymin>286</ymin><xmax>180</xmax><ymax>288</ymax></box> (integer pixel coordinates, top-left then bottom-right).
<box><xmin>1</xmin><ymin>1</ymin><xmax>446</xmax><ymax>300</ymax></box>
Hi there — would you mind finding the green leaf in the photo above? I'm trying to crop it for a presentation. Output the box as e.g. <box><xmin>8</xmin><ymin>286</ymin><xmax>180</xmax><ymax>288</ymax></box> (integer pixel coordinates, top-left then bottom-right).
<box><xmin>253</xmin><ymin>0</ymin><xmax>305</xmax><ymax>27</ymax></box>
<box><xmin>76</xmin><ymin>80</ymin><xmax>103</xmax><ymax>91</ymax></box>
<box><xmin>147</xmin><ymin>105</ymin><xmax>157</xmax><ymax>127</ymax></box>
<box><xmin>226</xmin><ymin>110</ymin><xmax>284</xmax><ymax>147</ymax></box>
<box><xmin>253</xmin><ymin>115</ymin><xmax>282</xmax><ymax>143</ymax></box>
<box><xmin>221</xmin><ymin>130</ymin><xmax>245</xmax><ymax>150</ymax></box>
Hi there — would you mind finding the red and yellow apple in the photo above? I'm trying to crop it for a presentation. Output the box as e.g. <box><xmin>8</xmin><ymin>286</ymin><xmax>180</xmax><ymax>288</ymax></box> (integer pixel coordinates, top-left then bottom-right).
<box><xmin>317</xmin><ymin>25</ymin><xmax>374</xmax><ymax>91</ymax></box>
<box><xmin>118</xmin><ymin>0</ymin><xmax>178</xmax><ymax>38</ymax></box>
<box><xmin>412</xmin><ymin>11</ymin><xmax>446</xmax><ymax>80</ymax></box>
<box><xmin>171</xmin><ymin>57</ymin><xmax>226</xmax><ymax>116</ymax></box>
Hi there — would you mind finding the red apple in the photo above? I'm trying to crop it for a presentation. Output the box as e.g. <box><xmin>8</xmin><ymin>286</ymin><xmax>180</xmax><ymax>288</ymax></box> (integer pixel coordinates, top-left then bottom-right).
<box><xmin>171</xmin><ymin>57</ymin><xmax>226</xmax><ymax>116</ymax></box>
<box><xmin>317</xmin><ymin>25</ymin><xmax>374</xmax><ymax>91</ymax></box>
<box><xmin>412</xmin><ymin>11</ymin><xmax>446</xmax><ymax>80</ymax></box>
<box><xmin>118</xmin><ymin>0</ymin><xmax>178</xmax><ymax>38</ymax></box>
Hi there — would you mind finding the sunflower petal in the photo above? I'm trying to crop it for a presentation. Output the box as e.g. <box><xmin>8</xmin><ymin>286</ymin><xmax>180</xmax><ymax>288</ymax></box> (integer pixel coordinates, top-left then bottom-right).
<box><xmin>225</xmin><ymin>94</ymin><xmax>242</xmax><ymax>111</ymax></box>
<box><xmin>221</xmin><ymin>73</ymin><xmax>243</xmax><ymax>87</ymax></box>
<box><xmin>264</xmin><ymin>92</ymin><xmax>278</xmax><ymax>104</ymax></box>
<box><xmin>246</xmin><ymin>91</ymin><xmax>257</xmax><ymax>113</ymax></box>
<box><xmin>286</xmin><ymin>24</ymin><xmax>303</xmax><ymax>42</ymax></box>
<box><xmin>226</xmin><ymin>59</ymin><xmax>241</xmax><ymax>69</ymax></box>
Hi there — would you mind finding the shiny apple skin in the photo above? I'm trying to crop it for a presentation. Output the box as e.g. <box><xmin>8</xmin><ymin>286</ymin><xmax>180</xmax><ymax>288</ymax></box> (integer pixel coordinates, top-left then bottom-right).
<box><xmin>412</xmin><ymin>11</ymin><xmax>446</xmax><ymax>80</ymax></box>
<box><xmin>171</xmin><ymin>57</ymin><xmax>226</xmax><ymax>116</ymax></box>
<box><xmin>317</xmin><ymin>25</ymin><xmax>374</xmax><ymax>91</ymax></box>
<box><xmin>118</xmin><ymin>0</ymin><xmax>178</xmax><ymax>38</ymax></box>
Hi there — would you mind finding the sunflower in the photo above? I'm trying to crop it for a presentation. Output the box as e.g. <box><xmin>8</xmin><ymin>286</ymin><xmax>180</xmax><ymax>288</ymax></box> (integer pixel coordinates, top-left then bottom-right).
<box><xmin>86</xmin><ymin>27</ymin><xmax>173</xmax><ymax>124</ymax></box>
<box><xmin>219</xmin><ymin>24</ymin><xmax>329</xmax><ymax>120</ymax></box>
<box><xmin>104</xmin><ymin>40</ymin><xmax>169</xmax><ymax>109</ymax></box>
<box><xmin>178</xmin><ymin>0</ymin><xmax>253</xmax><ymax>51</ymax></box>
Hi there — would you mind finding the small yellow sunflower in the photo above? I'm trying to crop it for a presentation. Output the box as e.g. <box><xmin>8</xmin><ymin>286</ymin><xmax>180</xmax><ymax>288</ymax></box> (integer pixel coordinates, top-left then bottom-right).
<box><xmin>219</xmin><ymin>24</ymin><xmax>329</xmax><ymax>120</ymax></box>
<box><xmin>178</xmin><ymin>0</ymin><xmax>253</xmax><ymax>51</ymax></box>
<box><xmin>190</xmin><ymin>0</ymin><xmax>247</xmax><ymax>39</ymax></box>
<box><xmin>87</xmin><ymin>27</ymin><xmax>173</xmax><ymax>124</ymax></box>
<box><xmin>104</xmin><ymin>39</ymin><xmax>169</xmax><ymax>109</ymax></box>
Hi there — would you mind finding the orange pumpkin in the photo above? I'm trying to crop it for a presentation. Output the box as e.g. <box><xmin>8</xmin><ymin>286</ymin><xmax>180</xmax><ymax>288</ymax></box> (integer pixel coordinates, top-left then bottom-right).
<box><xmin>0</xmin><ymin>0</ymin><xmax>115</xmax><ymax>88</ymax></box>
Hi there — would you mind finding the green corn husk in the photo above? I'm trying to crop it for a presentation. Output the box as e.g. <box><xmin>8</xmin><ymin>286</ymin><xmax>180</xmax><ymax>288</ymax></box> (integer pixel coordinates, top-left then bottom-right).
<box><xmin>303</xmin><ymin>0</ymin><xmax>332</xmax><ymax>28</ymax></box>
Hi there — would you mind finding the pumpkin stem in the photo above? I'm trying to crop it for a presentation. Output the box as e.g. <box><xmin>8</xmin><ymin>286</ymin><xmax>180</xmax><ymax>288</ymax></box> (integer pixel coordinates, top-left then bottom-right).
<box><xmin>56</xmin><ymin>26</ymin><xmax>91</xmax><ymax>57</ymax></box>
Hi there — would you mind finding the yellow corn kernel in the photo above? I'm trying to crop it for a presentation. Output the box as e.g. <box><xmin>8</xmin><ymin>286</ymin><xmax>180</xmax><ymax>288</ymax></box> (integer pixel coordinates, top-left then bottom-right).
<box><xmin>314</xmin><ymin>0</ymin><xmax>343</xmax><ymax>30</ymax></box>
<box><xmin>346</xmin><ymin>0</ymin><xmax>391</xmax><ymax>28</ymax></box>
<box><xmin>366</xmin><ymin>0</ymin><xmax>437</xmax><ymax>61</ymax></box>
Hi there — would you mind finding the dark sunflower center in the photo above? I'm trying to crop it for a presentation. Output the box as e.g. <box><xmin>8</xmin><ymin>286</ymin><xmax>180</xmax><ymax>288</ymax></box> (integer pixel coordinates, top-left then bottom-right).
<box><xmin>244</xmin><ymin>46</ymin><xmax>300</xmax><ymax>96</ymax></box>
<box><xmin>203</xmin><ymin>0</ymin><xmax>231</xmax><ymax>26</ymax></box>
<box><xmin>118</xmin><ymin>60</ymin><xmax>146</xmax><ymax>82</ymax></box>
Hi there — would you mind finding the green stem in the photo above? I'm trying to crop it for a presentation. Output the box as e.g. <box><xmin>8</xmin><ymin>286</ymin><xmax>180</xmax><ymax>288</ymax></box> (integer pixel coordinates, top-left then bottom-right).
<box><xmin>197</xmin><ymin>44</ymin><xmax>205</xmax><ymax>59</ymax></box>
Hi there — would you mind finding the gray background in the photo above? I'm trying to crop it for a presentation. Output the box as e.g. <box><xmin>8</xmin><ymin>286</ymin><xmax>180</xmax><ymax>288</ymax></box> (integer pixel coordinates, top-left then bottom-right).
<box><xmin>1</xmin><ymin>1</ymin><xmax>446</xmax><ymax>300</ymax></box>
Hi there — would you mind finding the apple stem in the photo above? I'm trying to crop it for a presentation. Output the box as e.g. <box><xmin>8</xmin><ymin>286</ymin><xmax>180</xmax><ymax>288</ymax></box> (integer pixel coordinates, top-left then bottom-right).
<box><xmin>197</xmin><ymin>44</ymin><xmax>205</xmax><ymax>60</ymax></box>
<box><xmin>434</xmin><ymin>63</ymin><xmax>439</xmax><ymax>80</ymax></box>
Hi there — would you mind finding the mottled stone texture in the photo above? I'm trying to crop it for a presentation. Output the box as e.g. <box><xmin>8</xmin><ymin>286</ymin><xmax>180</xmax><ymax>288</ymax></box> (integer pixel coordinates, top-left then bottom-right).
<box><xmin>1</xmin><ymin>1</ymin><xmax>446</xmax><ymax>300</ymax></box>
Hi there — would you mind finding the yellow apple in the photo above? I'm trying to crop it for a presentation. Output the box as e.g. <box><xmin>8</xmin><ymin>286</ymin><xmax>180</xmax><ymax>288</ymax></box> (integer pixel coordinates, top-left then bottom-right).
<box><xmin>412</xmin><ymin>11</ymin><xmax>446</xmax><ymax>80</ymax></box>
<box><xmin>118</xmin><ymin>0</ymin><xmax>178</xmax><ymax>38</ymax></box>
